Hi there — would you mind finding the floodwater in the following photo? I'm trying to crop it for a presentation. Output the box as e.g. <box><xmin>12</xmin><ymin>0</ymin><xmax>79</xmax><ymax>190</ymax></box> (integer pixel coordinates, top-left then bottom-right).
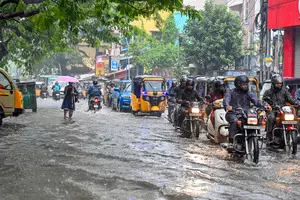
<box><xmin>0</xmin><ymin>98</ymin><xmax>299</xmax><ymax>200</ymax></box>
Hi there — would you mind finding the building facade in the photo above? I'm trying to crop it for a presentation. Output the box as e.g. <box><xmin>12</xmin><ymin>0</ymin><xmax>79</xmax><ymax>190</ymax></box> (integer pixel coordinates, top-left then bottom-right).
<box><xmin>268</xmin><ymin>0</ymin><xmax>300</xmax><ymax>78</ymax></box>
<box><xmin>228</xmin><ymin>0</ymin><xmax>261</xmax><ymax>50</ymax></box>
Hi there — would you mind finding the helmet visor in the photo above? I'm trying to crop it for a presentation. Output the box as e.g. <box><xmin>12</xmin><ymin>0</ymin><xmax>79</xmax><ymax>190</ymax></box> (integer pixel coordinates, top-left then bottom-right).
<box><xmin>240</xmin><ymin>83</ymin><xmax>249</xmax><ymax>91</ymax></box>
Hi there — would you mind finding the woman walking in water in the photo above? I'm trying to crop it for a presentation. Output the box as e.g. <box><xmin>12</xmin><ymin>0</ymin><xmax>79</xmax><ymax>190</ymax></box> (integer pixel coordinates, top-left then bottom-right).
<box><xmin>61</xmin><ymin>82</ymin><xmax>78</xmax><ymax>121</ymax></box>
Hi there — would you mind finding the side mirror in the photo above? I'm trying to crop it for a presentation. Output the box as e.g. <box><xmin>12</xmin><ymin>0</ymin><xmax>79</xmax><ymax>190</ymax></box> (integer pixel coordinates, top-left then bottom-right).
<box><xmin>263</xmin><ymin>96</ymin><xmax>273</xmax><ymax>105</ymax></box>
<box><xmin>114</xmin><ymin>88</ymin><xmax>120</xmax><ymax>92</ymax></box>
<box><xmin>205</xmin><ymin>95</ymin><xmax>212</xmax><ymax>99</ymax></box>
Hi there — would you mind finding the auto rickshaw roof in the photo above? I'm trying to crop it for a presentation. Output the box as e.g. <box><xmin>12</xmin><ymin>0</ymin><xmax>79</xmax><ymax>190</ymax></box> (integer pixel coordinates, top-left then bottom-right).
<box><xmin>133</xmin><ymin>75</ymin><xmax>165</xmax><ymax>82</ymax></box>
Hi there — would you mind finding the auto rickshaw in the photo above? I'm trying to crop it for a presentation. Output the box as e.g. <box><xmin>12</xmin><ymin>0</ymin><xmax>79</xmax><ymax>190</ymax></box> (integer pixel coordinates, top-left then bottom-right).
<box><xmin>131</xmin><ymin>75</ymin><xmax>168</xmax><ymax>117</ymax></box>
<box><xmin>0</xmin><ymin>68</ymin><xmax>24</xmax><ymax>126</ymax></box>
<box><xmin>194</xmin><ymin>77</ymin><xmax>213</xmax><ymax>98</ymax></box>
<box><xmin>35</xmin><ymin>81</ymin><xmax>45</xmax><ymax>97</ymax></box>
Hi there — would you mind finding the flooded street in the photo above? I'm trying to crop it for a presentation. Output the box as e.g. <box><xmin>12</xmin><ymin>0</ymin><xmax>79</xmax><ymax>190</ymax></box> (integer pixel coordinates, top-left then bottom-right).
<box><xmin>0</xmin><ymin>99</ymin><xmax>300</xmax><ymax>200</ymax></box>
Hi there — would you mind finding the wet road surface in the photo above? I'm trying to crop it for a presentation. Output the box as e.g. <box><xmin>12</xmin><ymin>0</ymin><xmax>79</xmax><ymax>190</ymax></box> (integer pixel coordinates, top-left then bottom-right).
<box><xmin>0</xmin><ymin>98</ymin><xmax>300</xmax><ymax>200</ymax></box>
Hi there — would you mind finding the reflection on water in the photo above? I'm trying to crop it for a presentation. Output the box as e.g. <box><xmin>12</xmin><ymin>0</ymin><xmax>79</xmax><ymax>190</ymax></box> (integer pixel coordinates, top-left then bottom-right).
<box><xmin>0</xmin><ymin>98</ymin><xmax>299</xmax><ymax>199</ymax></box>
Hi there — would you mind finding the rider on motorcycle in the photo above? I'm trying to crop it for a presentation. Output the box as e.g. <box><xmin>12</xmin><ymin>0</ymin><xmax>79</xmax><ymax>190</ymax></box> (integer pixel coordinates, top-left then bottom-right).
<box><xmin>224</xmin><ymin>75</ymin><xmax>271</xmax><ymax>145</ymax></box>
<box><xmin>206</xmin><ymin>79</ymin><xmax>225</xmax><ymax>117</ymax></box>
<box><xmin>263</xmin><ymin>74</ymin><xmax>298</xmax><ymax>144</ymax></box>
<box><xmin>177</xmin><ymin>79</ymin><xmax>203</xmax><ymax>137</ymax></box>
<box><xmin>41</xmin><ymin>83</ymin><xmax>48</xmax><ymax>97</ymax></box>
<box><xmin>88</xmin><ymin>81</ymin><xmax>102</xmax><ymax>106</ymax></box>
<box><xmin>167</xmin><ymin>81</ymin><xmax>177</xmax><ymax>121</ymax></box>
<box><xmin>175</xmin><ymin>76</ymin><xmax>187</xmax><ymax>99</ymax></box>
<box><xmin>173</xmin><ymin>77</ymin><xmax>187</xmax><ymax>127</ymax></box>
<box><xmin>52</xmin><ymin>81</ymin><xmax>61</xmax><ymax>98</ymax></box>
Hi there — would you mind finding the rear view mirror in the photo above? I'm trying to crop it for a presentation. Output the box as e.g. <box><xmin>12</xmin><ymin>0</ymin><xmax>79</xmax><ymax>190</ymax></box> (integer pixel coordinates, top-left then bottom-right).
<box><xmin>205</xmin><ymin>95</ymin><xmax>212</xmax><ymax>99</ymax></box>
<box><xmin>263</xmin><ymin>96</ymin><xmax>273</xmax><ymax>105</ymax></box>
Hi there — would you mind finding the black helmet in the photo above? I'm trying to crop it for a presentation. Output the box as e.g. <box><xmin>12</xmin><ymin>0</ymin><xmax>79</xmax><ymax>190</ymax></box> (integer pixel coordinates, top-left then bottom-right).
<box><xmin>214</xmin><ymin>80</ymin><xmax>224</xmax><ymax>89</ymax></box>
<box><xmin>234</xmin><ymin>75</ymin><xmax>249</xmax><ymax>92</ymax></box>
<box><xmin>271</xmin><ymin>74</ymin><xmax>283</xmax><ymax>91</ymax></box>
<box><xmin>93</xmin><ymin>80</ymin><xmax>98</xmax><ymax>86</ymax></box>
<box><xmin>180</xmin><ymin>76</ymin><xmax>187</xmax><ymax>83</ymax></box>
<box><xmin>186</xmin><ymin>78</ymin><xmax>195</xmax><ymax>87</ymax></box>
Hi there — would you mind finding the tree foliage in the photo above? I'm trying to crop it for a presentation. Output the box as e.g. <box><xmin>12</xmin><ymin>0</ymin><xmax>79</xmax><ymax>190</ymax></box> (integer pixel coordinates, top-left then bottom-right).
<box><xmin>0</xmin><ymin>0</ymin><xmax>200</xmax><ymax>71</ymax></box>
<box><xmin>130</xmin><ymin>14</ymin><xmax>179</xmax><ymax>73</ymax></box>
<box><xmin>182</xmin><ymin>0</ymin><xmax>243</xmax><ymax>75</ymax></box>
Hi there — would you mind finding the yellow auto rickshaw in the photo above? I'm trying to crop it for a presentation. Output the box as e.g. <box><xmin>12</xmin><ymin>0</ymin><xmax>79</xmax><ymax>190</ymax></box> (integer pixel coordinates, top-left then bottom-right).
<box><xmin>0</xmin><ymin>68</ymin><xmax>24</xmax><ymax>126</ymax></box>
<box><xmin>35</xmin><ymin>81</ymin><xmax>45</xmax><ymax>97</ymax></box>
<box><xmin>131</xmin><ymin>75</ymin><xmax>167</xmax><ymax>117</ymax></box>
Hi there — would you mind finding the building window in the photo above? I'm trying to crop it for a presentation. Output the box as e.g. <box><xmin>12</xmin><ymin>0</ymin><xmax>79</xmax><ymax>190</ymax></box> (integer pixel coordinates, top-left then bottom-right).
<box><xmin>245</xmin><ymin>1</ymin><xmax>249</xmax><ymax>24</ymax></box>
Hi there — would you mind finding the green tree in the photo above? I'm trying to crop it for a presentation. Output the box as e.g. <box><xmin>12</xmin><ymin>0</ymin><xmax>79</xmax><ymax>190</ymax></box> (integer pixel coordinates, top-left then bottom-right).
<box><xmin>182</xmin><ymin>0</ymin><xmax>243</xmax><ymax>75</ymax></box>
<box><xmin>0</xmin><ymin>0</ymin><xmax>200</xmax><ymax>71</ymax></box>
<box><xmin>130</xmin><ymin>13</ymin><xmax>180</xmax><ymax>73</ymax></box>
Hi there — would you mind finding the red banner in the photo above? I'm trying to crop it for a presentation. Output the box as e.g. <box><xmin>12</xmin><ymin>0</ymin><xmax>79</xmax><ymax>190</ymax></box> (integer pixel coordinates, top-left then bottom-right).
<box><xmin>268</xmin><ymin>0</ymin><xmax>300</xmax><ymax>29</ymax></box>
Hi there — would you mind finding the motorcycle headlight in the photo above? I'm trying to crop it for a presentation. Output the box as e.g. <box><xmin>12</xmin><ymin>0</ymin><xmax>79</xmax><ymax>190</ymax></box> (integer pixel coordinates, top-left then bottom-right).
<box><xmin>284</xmin><ymin>114</ymin><xmax>295</xmax><ymax>121</ymax></box>
<box><xmin>191</xmin><ymin>107</ymin><xmax>200</xmax><ymax>113</ymax></box>
<box><xmin>247</xmin><ymin>118</ymin><xmax>258</xmax><ymax>125</ymax></box>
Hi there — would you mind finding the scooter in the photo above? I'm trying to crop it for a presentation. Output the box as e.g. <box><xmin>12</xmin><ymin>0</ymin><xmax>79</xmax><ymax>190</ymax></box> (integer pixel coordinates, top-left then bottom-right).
<box><xmin>205</xmin><ymin>98</ymin><xmax>229</xmax><ymax>143</ymax></box>
<box><xmin>89</xmin><ymin>96</ymin><xmax>102</xmax><ymax>113</ymax></box>
<box><xmin>40</xmin><ymin>91</ymin><xmax>48</xmax><ymax>99</ymax></box>
<box><xmin>53</xmin><ymin>92</ymin><xmax>60</xmax><ymax>101</ymax></box>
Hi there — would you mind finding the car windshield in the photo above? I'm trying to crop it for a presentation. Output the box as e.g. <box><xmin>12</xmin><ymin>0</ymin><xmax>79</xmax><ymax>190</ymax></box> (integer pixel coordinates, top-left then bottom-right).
<box><xmin>143</xmin><ymin>81</ymin><xmax>164</xmax><ymax>92</ymax></box>
<box><xmin>225</xmin><ymin>80</ymin><xmax>257</xmax><ymax>94</ymax></box>
<box><xmin>124</xmin><ymin>83</ymin><xmax>131</xmax><ymax>92</ymax></box>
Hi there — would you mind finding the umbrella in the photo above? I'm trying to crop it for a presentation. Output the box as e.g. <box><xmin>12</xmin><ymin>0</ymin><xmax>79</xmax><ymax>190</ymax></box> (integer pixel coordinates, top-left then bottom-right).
<box><xmin>56</xmin><ymin>76</ymin><xmax>79</xmax><ymax>83</ymax></box>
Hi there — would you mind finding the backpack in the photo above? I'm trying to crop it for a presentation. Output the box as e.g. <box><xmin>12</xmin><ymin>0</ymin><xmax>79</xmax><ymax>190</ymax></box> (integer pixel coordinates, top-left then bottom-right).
<box><xmin>54</xmin><ymin>85</ymin><xmax>60</xmax><ymax>92</ymax></box>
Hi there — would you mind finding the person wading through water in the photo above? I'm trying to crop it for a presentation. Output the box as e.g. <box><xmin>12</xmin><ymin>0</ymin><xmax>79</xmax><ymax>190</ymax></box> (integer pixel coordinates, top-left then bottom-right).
<box><xmin>61</xmin><ymin>82</ymin><xmax>79</xmax><ymax>121</ymax></box>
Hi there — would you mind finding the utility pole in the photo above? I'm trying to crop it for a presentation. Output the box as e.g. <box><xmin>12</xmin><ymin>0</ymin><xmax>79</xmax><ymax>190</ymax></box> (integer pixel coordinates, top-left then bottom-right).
<box><xmin>259</xmin><ymin>0</ymin><xmax>265</xmax><ymax>83</ymax></box>
<box><xmin>259</xmin><ymin>0</ymin><xmax>270</xmax><ymax>82</ymax></box>
<box><xmin>113</xmin><ymin>42</ymin><xmax>116</xmax><ymax>80</ymax></box>
<box><xmin>125</xmin><ymin>37</ymin><xmax>130</xmax><ymax>80</ymax></box>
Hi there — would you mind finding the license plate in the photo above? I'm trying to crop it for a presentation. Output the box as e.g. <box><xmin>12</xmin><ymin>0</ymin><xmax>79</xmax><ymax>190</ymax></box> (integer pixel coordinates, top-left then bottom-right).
<box><xmin>243</xmin><ymin>125</ymin><xmax>262</xmax><ymax>129</ymax></box>
<box><xmin>189</xmin><ymin>113</ymin><xmax>202</xmax><ymax>117</ymax></box>
<box><xmin>282</xmin><ymin>121</ymin><xmax>298</xmax><ymax>125</ymax></box>
<box><xmin>93</xmin><ymin>104</ymin><xmax>98</xmax><ymax>108</ymax></box>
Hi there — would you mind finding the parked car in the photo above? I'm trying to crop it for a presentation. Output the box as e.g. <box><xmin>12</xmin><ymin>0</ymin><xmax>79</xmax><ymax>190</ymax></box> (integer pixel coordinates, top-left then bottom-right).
<box><xmin>111</xmin><ymin>80</ymin><xmax>131</xmax><ymax>112</ymax></box>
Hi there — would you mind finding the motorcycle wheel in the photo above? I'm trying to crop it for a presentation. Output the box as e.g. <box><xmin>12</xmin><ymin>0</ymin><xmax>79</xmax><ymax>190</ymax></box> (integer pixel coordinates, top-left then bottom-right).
<box><xmin>291</xmin><ymin>131</ymin><xmax>298</xmax><ymax>155</ymax></box>
<box><xmin>248</xmin><ymin>137</ymin><xmax>259</xmax><ymax>164</ymax></box>
<box><xmin>181</xmin><ymin>120</ymin><xmax>191</xmax><ymax>138</ymax></box>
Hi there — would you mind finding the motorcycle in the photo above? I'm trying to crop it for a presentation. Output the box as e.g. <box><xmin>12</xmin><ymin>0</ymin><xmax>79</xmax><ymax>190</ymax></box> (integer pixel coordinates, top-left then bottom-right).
<box><xmin>167</xmin><ymin>96</ymin><xmax>176</xmax><ymax>123</ymax></box>
<box><xmin>205</xmin><ymin>98</ymin><xmax>229</xmax><ymax>144</ymax></box>
<box><xmin>89</xmin><ymin>96</ymin><xmax>102</xmax><ymax>112</ymax></box>
<box><xmin>222</xmin><ymin>107</ymin><xmax>265</xmax><ymax>164</ymax></box>
<box><xmin>53</xmin><ymin>92</ymin><xmax>60</xmax><ymax>101</ymax></box>
<box><xmin>40</xmin><ymin>91</ymin><xmax>48</xmax><ymax>99</ymax></box>
<box><xmin>264</xmin><ymin>97</ymin><xmax>298</xmax><ymax>154</ymax></box>
<box><xmin>180</xmin><ymin>101</ymin><xmax>205</xmax><ymax>138</ymax></box>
